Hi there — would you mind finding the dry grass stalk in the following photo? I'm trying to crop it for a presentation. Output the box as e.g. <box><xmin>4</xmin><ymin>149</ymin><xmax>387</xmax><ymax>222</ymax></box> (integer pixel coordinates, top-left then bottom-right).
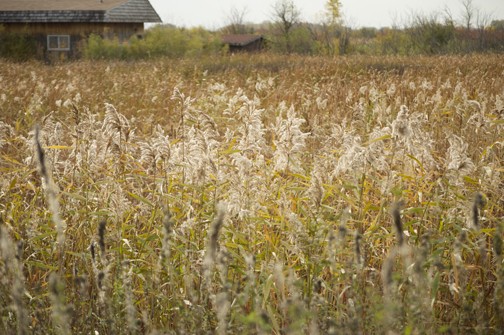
<box><xmin>204</xmin><ymin>204</ymin><xmax>226</xmax><ymax>284</ymax></box>
<box><xmin>471</xmin><ymin>193</ymin><xmax>484</xmax><ymax>229</ymax></box>
<box><xmin>392</xmin><ymin>201</ymin><xmax>404</xmax><ymax>247</ymax></box>
<box><xmin>34</xmin><ymin>125</ymin><xmax>67</xmax><ymax>250</ymax></box>
<box><xmin>0</xmin><ymin>224</ymin><xmax>29</xmax><ymax>335</ymax></box>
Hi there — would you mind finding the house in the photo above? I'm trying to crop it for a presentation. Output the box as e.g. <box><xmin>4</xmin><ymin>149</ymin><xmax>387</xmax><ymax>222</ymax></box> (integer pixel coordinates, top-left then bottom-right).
<box><xmin>0</xmin><ymin>0</ymin><xmax>161</xmax><ymax>60</ymax></box>
<box><xmin>222</xmin><ymin>34</ymin><xmax>265</xmax><ymax>53</ymax></box>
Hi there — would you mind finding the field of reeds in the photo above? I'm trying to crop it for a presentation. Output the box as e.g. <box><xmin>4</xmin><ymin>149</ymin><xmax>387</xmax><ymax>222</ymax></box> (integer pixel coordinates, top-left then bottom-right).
<box><xmin>0</xmin><ymin>54</ymin><xmax>503</xmax><ymax>334</ymax></box>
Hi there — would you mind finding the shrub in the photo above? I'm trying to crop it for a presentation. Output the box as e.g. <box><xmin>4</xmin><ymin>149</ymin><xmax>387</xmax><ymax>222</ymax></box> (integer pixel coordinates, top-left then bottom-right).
<box><xmin>82</xmin><ymin>26</ymin><xmax>224</xmax><ymax>60</ymax></box>
<box><xmin>83</xmin><ymin>34</ymin><xmax>127</xmax><ymax>60</ymax></box>
<box><xmin>0</xmin><ymin>29</ymin><xmax>37</xmax><ymax>61</ymax></box>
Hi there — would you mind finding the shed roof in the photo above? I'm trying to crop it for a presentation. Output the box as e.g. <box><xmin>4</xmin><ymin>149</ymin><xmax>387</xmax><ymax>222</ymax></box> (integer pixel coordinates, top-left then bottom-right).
<box><xmin>0</xmin><ymin>0</ymin><xmax>161</xmax><ymax>23</ymax></box>
<box><xmin>222</xmin><ymin>34</ymin><xmax>264</xmax><ymax>46</ymax></box>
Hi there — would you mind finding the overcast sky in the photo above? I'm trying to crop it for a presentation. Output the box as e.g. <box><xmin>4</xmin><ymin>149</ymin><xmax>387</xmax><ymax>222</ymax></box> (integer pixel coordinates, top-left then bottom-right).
<box><xmin>148</xmin><ymin>0</ymin><xmax>504</xmax><ymax>29</ymax></box>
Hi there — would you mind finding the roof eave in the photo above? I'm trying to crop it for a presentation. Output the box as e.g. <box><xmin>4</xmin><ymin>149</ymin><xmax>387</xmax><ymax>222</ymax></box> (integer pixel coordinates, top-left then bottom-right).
<box><xmin>224</xmin><ymin>36</ymin><xmax>263</xmax><ymax>47</ymax></box>
<box><xmin>0</xmin><ymin>12</ymin><xmax>161</xmax><ymax>23</ymax></box>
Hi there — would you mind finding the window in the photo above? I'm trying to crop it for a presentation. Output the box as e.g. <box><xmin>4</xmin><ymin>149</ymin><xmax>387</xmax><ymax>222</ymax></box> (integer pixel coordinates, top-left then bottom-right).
<box><xmin>47</xmin><ymin>35</ymin><xmax>70</xmax><ymax>51</ymax></box>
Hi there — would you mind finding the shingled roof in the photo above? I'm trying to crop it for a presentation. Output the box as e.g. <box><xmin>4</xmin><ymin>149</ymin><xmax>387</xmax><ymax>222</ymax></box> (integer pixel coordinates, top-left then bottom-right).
<box><xmin>222</xmin><ymin>34</ymin><xmax>264</xmax><ymax>46</ymax></box>
<box><xmin>0</xmin><ymin>0</ymin><xmax>161</xmax><ymax>23</ymax></box>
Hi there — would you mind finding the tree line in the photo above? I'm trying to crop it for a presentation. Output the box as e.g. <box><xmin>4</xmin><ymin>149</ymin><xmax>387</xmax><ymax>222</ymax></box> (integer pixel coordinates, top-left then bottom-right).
<box><xmin>80</xmin><ymin>0</ymin><xmax>504</xmax><ymax>59</ymax></box>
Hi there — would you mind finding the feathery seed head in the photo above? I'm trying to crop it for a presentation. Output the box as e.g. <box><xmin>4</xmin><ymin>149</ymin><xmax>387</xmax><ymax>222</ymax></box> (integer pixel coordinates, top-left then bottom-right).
<box><xmin>392</xmin><ymin>201</ymin><xmax>404</xmax><ymax>247</ymax></box>
<box><xmin>97</xmin><ymin>271</ymin><xmax>105</xmax><ymax>290</ymax></box>
<box><xmin>16</xmin><ymin>240</ymin><xmax>23</xmax><ymax>261</ymax></box>
<box><xmin>98</xmin><ymin>220</ymin><xmax>106</xmax><ymax>256</ymax></box>
<box><xmin>355</xmin><ymin>232</ymin><xmax>362</xmax><ymax>265</ymax></box>
<box><xmin>90</xmin><ymin>242</ymin><xmax>96</xmax><ymax>263</ymax></box>
<box><xmin>161</xmin><ymin>209</ymin><xmax>173</xmax><ymax>261</ymax></box>
<box><xmin>447</xmin><ymin>135</ymin><xmax>475</xmax><ymax>178</ymax></box>
<box><xmin>382</xmin><ymin>255</ymin><xmax>394</xmax><ymax>291</ymax></box>
<box><xmin>203</xmin><ymin>203</ymin><xmax>227</xmax><ymax>285</ymax></box>
<box><xmin>471</xmin><ymin>193</ymin><xmax>485</xmax><ymax>229</ymax></box>
<box><xmin>307</xmin><ymin>170</ymin><xmax>324</xmax><ymax>208</ymax></box>
<box><xmin>338</xmin><ymin>224</ymin><xmax>348</xmax><ymax>241</ymax></box>
<box><xmin>49</xmin><ymin>273</ymin><xmax>72</xmax><ymax>334</ymax></box>
<box><xmin>34</xmin><ymin>124</ymin><xmax>48</xmax><ymax>180</ymax></box>
<box><xmin>313</xmin><ymin>278</ymin><xmax>323</xmax><ymax>294</ymax></box>
<box><xmin>391</xmin><ymin>105</ymin><xmax>411</xmax><ymax>139</ymax></box>
<box><xmin>208</xmin><ymin>205</ymin><xmax>225</xmax><ymax>254</ymax></box>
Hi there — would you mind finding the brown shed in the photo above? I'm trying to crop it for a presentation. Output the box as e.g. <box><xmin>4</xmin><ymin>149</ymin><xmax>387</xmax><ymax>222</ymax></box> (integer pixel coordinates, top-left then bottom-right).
<box><xmin>0</xmin><ymin>0</ymin><xmax>161</xmax><ymax>60</ymax></box>
<box><xmin>222</xmin><ymin>34</ymin><xmax>265</xmax><ymax>53</ymax></box>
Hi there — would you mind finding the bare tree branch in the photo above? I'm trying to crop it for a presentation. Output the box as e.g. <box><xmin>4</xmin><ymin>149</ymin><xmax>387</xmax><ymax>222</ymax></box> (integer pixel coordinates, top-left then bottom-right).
<box><xmin>272</xmin><ymin>0</ymin><xmax>300</xmax><ymax>52</ymax></box>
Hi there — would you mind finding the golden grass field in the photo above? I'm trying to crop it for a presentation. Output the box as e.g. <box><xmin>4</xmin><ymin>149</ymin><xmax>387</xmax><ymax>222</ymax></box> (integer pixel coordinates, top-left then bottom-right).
<box><xmin>0</xmin><ymin>54</ymin><xmax>503</xmax><ymax>334</ymax></box>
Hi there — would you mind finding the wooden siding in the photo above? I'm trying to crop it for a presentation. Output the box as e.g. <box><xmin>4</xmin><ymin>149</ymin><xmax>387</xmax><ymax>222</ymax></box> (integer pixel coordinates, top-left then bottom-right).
<box><xmin>1</xmin><ymin>22</ymin><xmax>144</xmax><ymax>61</ymax></box>
<box><xmin>0</xmin><ymin>0</ymin><xmax>159</xmax><ymax>61</ymax></box>
<box><xmin>2</xmin><ymin>22</ymin><xmax>144</xmax><ymax>37</ymax></box>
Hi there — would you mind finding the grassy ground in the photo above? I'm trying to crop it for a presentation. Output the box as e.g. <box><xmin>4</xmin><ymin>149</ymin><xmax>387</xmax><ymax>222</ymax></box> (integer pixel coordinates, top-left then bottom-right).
<box><xmin>0</xmin><ymin>54</ymin><xmax>503</xmax><ymax>334</ymax></box>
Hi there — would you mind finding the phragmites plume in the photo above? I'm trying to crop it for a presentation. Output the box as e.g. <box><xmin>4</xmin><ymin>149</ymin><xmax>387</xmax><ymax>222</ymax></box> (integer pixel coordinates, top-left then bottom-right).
<box><xmin>90</xmin><ymin>242</ymin><xmax>96</xmax><ymax>264</ymax></box>
<box><xmin>138</xmin><ymin>124</ymin><xmax>171</xmax><ymax>173</ymax></box>
<box><xmin>34</xmin><ymin>125</ymin><xmax>48</xmax><ymax>180</ymax></box>
<box><xmin>471</xmin><ymin>193</ymin><xmax>485</xmax><ymax>229</ymax></box>
<box><xmin>122</xmin><ymin>262</ymin><xmax>138</xmax><ymax>334</ymax></box>
<box><xmin>161</xmin><ymin>209</ymin><xmax>173</xmax><ymax>264</ymax></box>
<box><xmin>381</xmin><ymin>253</ymin><xmax>394</xmax><ymax>291</ymax></box>
<box><xmin>392</xmin><ymin>201</ymin><xmax>404</xmax><ymax>247</ymax></box>
<box><xmin>391</xmin><ymin>105</ymin><xmax>411</xmax><ymax>139</ymax></box>
<box><xmin>307</xmin><ymin>169</ymin><xmax>324</xmax><ymax>208</ymax></box>
<box><xmin>102</xmin><ymin>103</ymin><xmax>133</xmax><ymax>152</ymax></box>
<box><xmin>203</xmin><ymin>204</ymin><xmax>227</xmax><ymax>286</ymax></box>
<box><xmin>272</xmin><ymin>103</ymin><xmax>310</xmax><ymax>172</ymax></box>
<box><xmin>390</xmin><ymin>105</ymin><xmax>437</xmax><ymax>171</ymax></box>
<box><xmin>340</xmin><ymin>207</ymin><xmax>351</xmax><ymax>242</ymax></box>
<box><xmin>91</xmin><ymin>220</ymin><xmax>110</xmax><ymax>309</ymax></box>
<box><xmin>446</xmin><ymin>134</ymin><xmax>475</xmax><ymax>179</ymax></box>
<box><xmin>0</xmin><ymin>121</ymin><xmax>15</xmax><ymax>151</ymax></box>
<box><xmin>205</xmin><ymin>204</ymin><xmax>226</xmax><ymax>265</ymax></box>
<box><xmin>98</xmin><ymin>220</ymin><xmax>106</xmax><ymax>257</ymax></box>
<box><xmin>49</xmin><ymin>273</ymin><xmax>72</xmax><ymax>335</ymax></box>
<box><xmin>226</xmin><ymin>89</ymin><xmax>266</xmax><ymax>155</ymax></box>
<box><xmin>355</xmin><ymin>232</ymin><xmax>362</xmax><ymax>266</ymax></box>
